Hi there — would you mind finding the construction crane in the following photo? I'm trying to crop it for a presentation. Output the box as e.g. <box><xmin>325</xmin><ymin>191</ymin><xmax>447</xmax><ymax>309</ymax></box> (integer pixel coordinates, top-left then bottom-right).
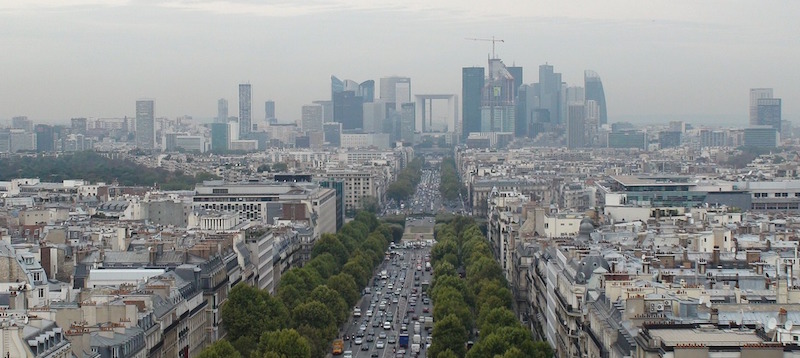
<box><xmin>465</xmin><ymin>36</ymin><xmax>505</xmax><ymax>59</ymax></box>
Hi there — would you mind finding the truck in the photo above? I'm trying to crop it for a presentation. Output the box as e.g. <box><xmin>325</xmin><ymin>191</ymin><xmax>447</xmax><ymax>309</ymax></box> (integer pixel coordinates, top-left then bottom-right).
<box><xmin>414</xmin><ymin>322</ymin><xmax>421</xmax><ymax>334</ymax></box>
<box><xmin>423</xmin><ymin>316</ymin><xmax>434</xmax><ymax>330</ymax></box>
<box><xmin>411</xmin><ymin>343</ymin><xmax>420</xmax><ymax>354</ymax></box>
<box><xmin>413</xmin><ymin>334</ymin><xmax>421</xmax><ymax>345</ymax></box>
<box><xmin>399</xmin><ymin>333</ymin><xmax>409</xmax><ymax>348</ymax></box>
<box><xmin>332</xmin><ymin>339</ymin><xmax>344</xmax><ymax>355</ymax></box>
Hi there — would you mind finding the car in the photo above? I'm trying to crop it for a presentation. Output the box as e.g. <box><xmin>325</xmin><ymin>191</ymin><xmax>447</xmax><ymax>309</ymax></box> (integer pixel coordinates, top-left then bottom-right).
<box><xmin>388</xmin><ymin>335</ymin><xmax>397</xmax><ymax>344</ymax></box>
<box><xmin>373</xmin><ymin>320</ymin><xmax>380</xmax><ymax>327</ymax></box>
<box><xmin>376</xmin><ymin>340</ymin><xmax>385</xmax><ymax>349</ymax></box>
<box><xmin>411</xmin><ymin>315</ymin><xmax>418</xmax><ymax>321</ymax></box>
<box><xmin>354</xmin><ymin>337</ymin><xmax>363</xmax><ymax>345</ymax></box>
<box><xmin>401</xmin><ymin>324</ymin><xmax>407</xmax><ymax>331</ymax></box>
<box><xmin>371</xmin><ymin>353</ymin><xmax>379</xmax><ymax>358</ymax></box>
<box><xmin>423</xmin><ymin>307</ymin><xmax>430</xmax><ymax>313</ymax></box>
<box><xmin>359</xmin><ymin>324</ymin><xmax>367</xmax><ymax>332</ymax></box>
<box><xmin>384</xmin><ymin>321</ymin><xmax>392</xmax><ymax>330</ymax></box>
<box><xmin>366</xmin><ymin>310</ymin><xmax>374</xmax><ymax>317</ymax></box>
<box><xmin>344</xmin><ymin>351</ymin><xmax>353</xmax><ymax>358</ymax></box>
<box><xmin>379</xmin><ymin>332</ymin><xmax>387</xmax><ymax>339</ymax></box>
<box><xmin>403</xmin><ymin>317</ymin><xmax>409</xmax><ymax>324</ymax></box>
<box><xmin>361</xmin><ymin>344</ymin><xmax>370</xmax><ymax>351</ymax></box>
<box><xmin>366</xmin><ymin>335</ymin><xmax>374</xmax><ymax>342</ymax></box>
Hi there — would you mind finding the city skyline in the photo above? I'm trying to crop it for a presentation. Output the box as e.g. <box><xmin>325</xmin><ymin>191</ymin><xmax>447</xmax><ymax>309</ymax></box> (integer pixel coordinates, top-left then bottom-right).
<box><xmin>1</xmin><ymin>1</ymin><xmax>797</xmax><ymax>125</ymax></box>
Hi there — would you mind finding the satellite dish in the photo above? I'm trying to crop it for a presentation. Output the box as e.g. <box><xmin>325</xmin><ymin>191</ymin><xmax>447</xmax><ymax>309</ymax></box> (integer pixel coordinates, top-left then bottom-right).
<box><xmin>705</xmin><ymin>301</ymin><xmax>712</xmax><ymax>308</ymax></box>
<box><xmin>786</xmin><ymin>320</ymin><xmax>794</xmax><ymax>331</ymax></box>
<box><xmin>698</xmin><ymin>297</ymin><xmax>704</xmax><ymax>305</ymax></box>
<box><xmin>23</xmin><ymin>315</ymin><xmax>28</xmax><ymax>324</ymax></box>
<box><xmin>768</xmin><ymin>317</ymin><xmax>778</xmax><ymax>331</ymax></box>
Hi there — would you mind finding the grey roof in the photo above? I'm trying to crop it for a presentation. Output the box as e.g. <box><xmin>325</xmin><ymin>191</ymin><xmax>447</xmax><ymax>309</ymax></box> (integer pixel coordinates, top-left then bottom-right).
<box><xmin>574</xmin><ymin>255</ymin><xmax>611</xmax><ymax>284</ymax></box>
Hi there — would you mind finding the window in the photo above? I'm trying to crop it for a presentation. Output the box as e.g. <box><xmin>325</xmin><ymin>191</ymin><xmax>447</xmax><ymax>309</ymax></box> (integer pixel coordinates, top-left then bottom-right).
<box><xmin>33</xmin><ymin>272</ymin><xmax>40</xmax><ymax>282</ymax></box>
<box><xmin>38</xmin><ymin>288</ymin><xmax>44</xmax><ymax>298</ymax></box>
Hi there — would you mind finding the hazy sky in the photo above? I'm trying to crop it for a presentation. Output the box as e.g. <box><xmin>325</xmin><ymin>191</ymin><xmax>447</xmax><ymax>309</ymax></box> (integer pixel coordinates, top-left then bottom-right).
<box><xmin>1</xmin><ymin>0</ymin><xmax>798</xmax><ymax>126</ymax></box>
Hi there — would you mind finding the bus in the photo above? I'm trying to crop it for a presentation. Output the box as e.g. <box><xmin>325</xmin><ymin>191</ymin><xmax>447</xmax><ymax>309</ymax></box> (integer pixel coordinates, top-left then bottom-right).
<box><xmin>332</xmin><ymin>339</ymin><xmax>344</xmax><ymax>355</ymax></box>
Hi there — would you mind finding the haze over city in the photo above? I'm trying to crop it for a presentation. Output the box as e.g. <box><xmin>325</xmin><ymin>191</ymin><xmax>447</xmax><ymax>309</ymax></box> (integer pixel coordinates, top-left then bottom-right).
<box><xmin>1</xmin><ymin>0</ymin><xmax>798</xmax><ymax>125</ymax></box>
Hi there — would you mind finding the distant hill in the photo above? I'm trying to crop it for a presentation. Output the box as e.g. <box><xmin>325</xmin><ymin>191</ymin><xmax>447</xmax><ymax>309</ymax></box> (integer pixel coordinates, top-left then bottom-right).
<box><xmin>0</xmin><ymin>151</ymin><xmax>217</xmax><ymax>190</ymax></box>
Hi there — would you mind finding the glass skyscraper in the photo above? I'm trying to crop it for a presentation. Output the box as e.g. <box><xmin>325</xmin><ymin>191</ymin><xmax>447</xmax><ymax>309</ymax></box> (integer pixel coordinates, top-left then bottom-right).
<box><xmin>462</xmin><ymin>67</ymin><xmax>485</xmax><ymax>139</ymax></box>
<box><xmin>584</xmin><ymin>70</ymin><xmax>607</xmax><ymax>126</ymax></box>
<box><xmin>135</xmin><ymin>100</ymin><xmax>155</xmax><ymax>150</ymax></box>
<box><xmin>239</xmin><ymin>84</ymin><xmax>251</xmax><ymax>138</ymax></box>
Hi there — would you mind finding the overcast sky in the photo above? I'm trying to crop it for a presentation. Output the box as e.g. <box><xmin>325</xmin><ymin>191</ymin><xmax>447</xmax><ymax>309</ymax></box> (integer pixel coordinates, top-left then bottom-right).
<box><xmin>1</xmin><ymin>0</ymin><xmax>797</xmax><ymax>127</ymax></box>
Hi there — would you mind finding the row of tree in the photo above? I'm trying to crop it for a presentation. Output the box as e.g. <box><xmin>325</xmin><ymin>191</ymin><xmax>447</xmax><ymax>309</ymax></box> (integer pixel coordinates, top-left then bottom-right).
<box><xmin>200</xmin><ymin>211</ymin><xmax>392</xmax><ymax>358</ymax></box>
<box><xmin>386</xmin><ymin>157</ymin><xmax>424</xmax><ymax>202</ymax></box>
<box><xmin>439</xmin><ymin>157</ymin><xmax>464</xmax><ymax>201</ymax></box>
<box><xmin>0</xmin><ymin>151</ymin><xmax>218</xmax><ymax>190</ymax></box>
<box><xmin>427</xmin><ymin>216</ymin><xmax>553</xmax><ymax>358</ymax></box>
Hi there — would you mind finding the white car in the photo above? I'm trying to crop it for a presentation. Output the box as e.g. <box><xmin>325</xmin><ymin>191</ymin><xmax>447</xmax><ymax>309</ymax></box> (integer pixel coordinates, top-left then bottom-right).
<box><xmin>344</xmin><ymin>351</ymin><xmax>353</xmax><ymax>358</ymax></box>
<box><xmin>355</xmin><ymin>337</ymin><xmax>363</xmax><ymax>345</ymax></box>
<box><xmin>376</xmin><ymin>340</ymin><xmax>385</xmax><ymax>349</ymax></box>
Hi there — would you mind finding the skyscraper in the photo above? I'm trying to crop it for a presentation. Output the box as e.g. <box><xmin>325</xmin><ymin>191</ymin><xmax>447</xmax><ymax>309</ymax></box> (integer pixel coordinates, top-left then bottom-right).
<box><xmin>399</xmin><ymin>102</ymin><xmax>415</xmax><ymax>143</ymax></box>
<box><xmin>35</xmin><ymin>124</ymin><xmax>54</xmax><ymax>152</ymax></box>
<box><xmin>265</xmin><ymin>100</ymin><xmax>276</xmax><ymax>122</ymax></box>
<box><xmin>217</xmin><ymin>98</ymin><xmax>228</xmax><ymax>123</ymax></box>
<box><xmin>135</xmin><ymin>100</ymin><xmax>155</xmax><ymax>150</ymax></box>
<box><xmin>359</xmin><ymin>81</ymin><xmax>375</xmax><ymax>103</ymax></box>
<box><xmin>12</xmin><ymin>116</ymin><xmax>32</xmax><ymax>132</ymax></box>
<box><xmin>584</xmin><ymin>70</ymin><xmax>608</xmax><ymax>126</ymax></box>
<box><xmin>210</xmin><ymin>123</ymin><xmax>229</xmax><ymax>151</ymax></box>
<box><xmin>239</xmin><ymin>84</ymin><xmax>251</xmax><ymax>138</ymax></box>
<box><xmin>757</xmin><ymin>98</ymin><xmax>782</xmax><ymax>131</ymax></box>
<box><xmin>380</xmin><ymin>76</ymin><xmax>412</xmax><ymax>110</ymax></box>
<box><xmin>323</xmin><ymin>122</ymin><xmax>342</xmax><ymax>147</ymax></box>
<box><xmin>301</xmin><ymin>104</ymin><xmax>324</xmax><ymax>133</ymax></box>
<box><xmin>567</xmin><ymin>103</ymin><xmax>586</xmax><ymax>149</ymax></box>
<box><xmin>537</xmin><ymin>64</ymin><xmax>562</xmax><ymax>124</ymax></box>
<box><xmin>333</xmin><ymin>91</ymin><xmax>364</xmax><ymax>130</ymax></box>
<box><xmin>750</xmin><ymin>88</ymin><xmax>774</xmax><ymax>126</ymax></box>
<box><xmin>462</xmin><ymin>67</ymin><xmax>485</xmax><ymax>139</ymax></box>
<box><xmin>481</xmin><ymin>58</ymin><xmax>516</xmax><ymax>133</ymax></box>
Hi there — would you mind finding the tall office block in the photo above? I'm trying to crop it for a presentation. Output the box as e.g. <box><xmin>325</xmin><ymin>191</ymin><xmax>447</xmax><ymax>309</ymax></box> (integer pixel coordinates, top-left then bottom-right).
<box><xmin>399</xmin><ymin>102</ymin><xmax>415</xmax><ymax>143</ymax></box>
<box><xmin>332</xmin><ymin>76</ymin><xmax>373</xmax><ymax>102</ymax></box>
<box><xmin>12</xmin><ymin>116</ymin><xmax>32</xmax><ymax>132</ymax></box>
<box><xmin>333</xmin><ymin>91</ymin><xmax>364</xmax><ymax>130</ymax></box>
<box><xmin>363</xmin><ymin>100</ymin><xmax>388</xmax><ymax>133</ymax></box>
<box><xmin>301</xmin><ymin>104</ymin><xmax>324</xmax><ymax>133</ymax></box>
<box><xmin>380</xmin><ymin>76</ymin><xmax>412</xmax><ymax>110</ymax></box>
<box><xmin>584</xmin><ymin>70</ymin><xmax>608</xmax><ymax>126</ymax></box>
<box><xmin>210</xmin><ymin>123</ymin><xmax>229</xmax><ymax>151</ymax></box>
<box><xmin>756</xmin><ymin>98</ymin><xmax>782</xmax><ymax>131</ymax></box>
<box><xmin>359</xmin><ymin>81</ymin><xmax>375</xmax><ymax>103</ymax></box>
<box><xmin>507</xmin><ymin>66</ymin><xmax>523</xmax><ymax>94</ymax></box>
<box><xmin>567</xmin><ymin>104</ymin><xmax>586</xmax><ymax>149</ymax></box>
<box><xmin>239</xmin><ymin>84</ymin><xmax>252</xmax><ymax>138</ymax></box>
<box><xmin>481</xmin><ymin>58</ymin><xmax>516</xmax><ymax>133</ymax></box>
<box><xmin>744</xmin><ymin>126</ymin><xmax>778</xmax><ymax>148</ymax></box>
<box><xmin>35</xmin><ymin>124</ymin><xmax>54</xmax><ymax>152</ymax></box>
<box><xmin>323</xmin><ymin>122</ymin><xmax>342</xmax><ymax>147</ymax></box>
<box><xmin>217</xmin><ymin>98</ymin><xmax>228</xmax><ymax>123</ymax></box>
<box><xmin>585</xmin><ymin>100</ymin><xmax>600</xmax><ymax>147</ymax></box>
<box><xmin>265</xmin><ymin>100</ymin><xmax>276</xmax><ymax>121</ymax></box>
<box><xmin>462</xmin><ymin>67</ymin><xmax>485</xmax><ymax>139</ymax></box>
<box><xmin>135</xmin><ymin>100</ymin><xmax>155</xmax><ymax>150</ymax></box>
<box><xmin>750</xmin><ymin>88</ymin><xmax>774</xmax><ymax>126</ymax></box>
<box><xmin>537</xmin><ymin>64</ymin><xmax>563</xmax><ymax>124</ymax></box>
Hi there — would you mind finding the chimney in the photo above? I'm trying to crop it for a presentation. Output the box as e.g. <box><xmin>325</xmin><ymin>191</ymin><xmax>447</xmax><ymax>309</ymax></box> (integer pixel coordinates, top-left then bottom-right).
<box><xmin>642</xmin><ymin>259</ymin><xmax>651</xmax><ymax>275</ymax></box>
<box><xmin>698</xmin><ymin>259</ymin><xmax>707</xmax><ymax>275</ymax></box>
<box><xmin>779</xmin><ymin>308</ymin><xmax>788</xmax><ymax>325</ymax></box>
<box><xmin>712</xmin><ymin>246</ymin><xmax>720</xmax><ymax>265</ymax></box>
<box><xmin>754</xmin><ymin>262</ymin><xmax>765</xmax><ymax>275</ymax></box>
<box><xmin>746</xmin><ymin>250</ymin><xmax>761</xmax><ymax>264</ymax></box>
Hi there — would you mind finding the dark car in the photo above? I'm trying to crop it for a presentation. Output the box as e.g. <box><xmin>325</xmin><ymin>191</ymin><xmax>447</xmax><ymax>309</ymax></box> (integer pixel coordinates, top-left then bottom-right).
<box><xmin>361</xmin><ymin>344</ymin><xmax>370</xmax><ymax>351</ymax></box>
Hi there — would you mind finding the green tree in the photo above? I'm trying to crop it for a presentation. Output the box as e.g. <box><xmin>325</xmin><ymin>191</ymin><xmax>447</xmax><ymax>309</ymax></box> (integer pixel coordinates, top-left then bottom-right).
<box><xmin>255</xmin><ymin>329</ymin><xmax>312</xmax><ymax>358</ymax></box>
<box><xmin>477</xmin><ymin>307</ymin><xmax>518</xmax><ymax>338</ymax></box>
<box><xmin>221</xmin><ymin>283</ymin><xmax>289</xmax><ymax>343</ymax></box>
<box><xmin>327</xmin><ymin>273</ymin><xmax>360</xmax><ymax>307</ymax></box>
<box><xmin>311</xmin><ymin>234</ymin><xmax>349</xmax><ymax>266</ymax></box>
<box><xmin>304</xmin><ymin>253</ymin><xmax>340</xmax><ymax>280</ymax></box>
<box><xmin>436</xmin><ymin>350</ymin><xmax>459</xmax><ymax>358</ymax></box>
<box><xmin>197</xmin><ymin>339</ymin><xmax>242</xmax><ymax>358</ymax></box>
<box><xmin>293</xmin><ymin>301</ymin><xmax>336</xmax><ymax>331</ymax></box>
<box><xmin>360</xmin><ymin>196</ymin><xmax>379</xmax><ymax>213</ymax></box>
<box><xmin>429</xmin><ymin>314</ymin><xmax>469</xmax><ymax>358</ymax></box>
<box><xmin>273</xmin><ymin>162</ymin><xmax>289</xmax><ymax>171</ymax></box>
<box><xmin>309</xmin><ymin>285</ymin><xmax>348</xmax><ymax>325</ymax></box>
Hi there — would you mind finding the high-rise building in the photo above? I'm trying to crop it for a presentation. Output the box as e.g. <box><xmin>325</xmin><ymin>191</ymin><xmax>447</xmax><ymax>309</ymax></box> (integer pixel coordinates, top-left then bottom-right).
<box><xmin>481</xmin><ymin>58</ymin><xmax>516</xmax><ymax>133</ymax></box>
<box><xmin>265</xmin><ymin>100</ymin><xmax>276</xmax><ymax>122</ymax></box>
<box><xmin>239</xmin><ymin>84</ymin><xmax>252</xmax><ymax>138</ymax></box>
<box><xmin>11</xmin><ymin>116</ymin><xmax>32</xmax><ymax>132</ymax></box>
<box><xmin>301</xmin><ymin>104</ymin><xmax>324</xmax><ymax>133</ymax></box>
<box><xmin>756</xmin><ymin>98</ymin><xmax>782</xmax><ymax>131</ymax></box>
<box><xmin>359</xmin><ymin>80</ymin><xmax>375</xmax><ymax>103</ymax></box>
<box><xmin>135</xmin><ymin>100</ymin><xmax>155</xmax><ymax>150</ymax></box>
<box><xmin>507</xmin><ymin>66</ymin><xmax>523</xmax><ymax>94</ymax></box>
<box><xmin>744</xmin><ymin>126</ymin><xmax>779</xmax><ymax>148</ymax></box>
<box><xmin>323</xmin><ymin>122</ymin><xmax>342</xmax><ymax>147</ymax></box>
<box><xmin>70</xmin><ymin>117</ymin><xmax>87</xmax><ymax>135</ymax></box>
<box><xmin>35</xmin><ymin>124</ymin><xmax>54</xmax><ymax>152</ymax></box>
<box><xmin>566</xmin><ymin>104</ymin><xmax>585</xmax><ymax>149</ymax></box>
<box><xmin>584</xmin><ymin>70</ymin><xmax>608</xmax><ymax>126</ymax></box>
<box><xmin>462</xmin><ymin>67</ymin><xmax>485</xmax><ymax>139</ymax></box>
<box><xmin>750</xmin><ymin>88</ymin><xmax>774</xmax><ymax>126</ymax></box>
<box><xmin>312</xmin><ymin>100</ymin><xmax>334</xmax><ymax>123</ymax></box>
<box><xmin>380</xmin><ymin>76</ymin><xmax>412</xmax><ymax>110</ymax></box>
<box><xmin>333</xmin><ymin>91</ymin><xmax>364</xmax><ymax>130</ymax></box>
<box><xmin>537</xmin><ymin>64</ymin><xmax>563</xmax><ymax>124</ymax></box>
<box><xmin>332</xmin><ymin>76</ymin><xmax>373</xmax><ymax>102</ymax></box>
<box><xmin>217</xmin><ymin>98</ymin><xmax>228</xmax><ymax>123</ymax></box>
<box><xmin>363</xmin><ymin>100</ymin><xmax>388</xmax><ymax>134</ymax></box>
<box><xmin>585</xmin><ymin>100</ymin><xmax>600</xmax><ymax>147</ymax></box>
<box><xmin>399</xmin><ymin>102</ymin><xmax>415</xmax><ymax>143</ymax></box>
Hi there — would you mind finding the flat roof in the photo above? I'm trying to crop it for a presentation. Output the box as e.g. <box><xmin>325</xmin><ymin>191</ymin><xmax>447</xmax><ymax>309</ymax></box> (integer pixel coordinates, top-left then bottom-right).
<box><xmin>648</xmin><ymin>327</ymin><xmax>764</xmax><ymax>346</ymax></box>
<box><xmin>611</xmin><ymin>175</ymin><xmax>696</xmax><ymax>187</ymax></box>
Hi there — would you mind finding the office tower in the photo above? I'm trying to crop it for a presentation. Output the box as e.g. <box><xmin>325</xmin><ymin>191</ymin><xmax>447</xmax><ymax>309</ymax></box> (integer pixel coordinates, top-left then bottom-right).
<box><xmin>399</xmin><ymin>102</ymin><xmax>415</xmax><ymax>143</ymax></box>
<box><xmin>217</xmin><ymin>98</ymin><xmax>228</xmax><ymax>123</ymax></box>
<box><xmin>567</xmin><ymin>103</ymin><xmax>585</xmax><ymax>149</ymax></box>
<box><xmin>359</xmin><ymin>80</ymin><xmax>375</xmax><ymax>103</ymax></box>
<box><xmin>323</xmin><ymin>122</ymin><xmax>342</xmax><ymax>147</ymax></box>
<box><xmin>585</xmin><ymin>100</ymin><xmax>600</xmax><ymax>147</ymax></box>
<box><xmin>70</xmin><ymin>118</ymin><xmax>87</xmax><ymax>134</ymax></box>
<box><xmin>313</xmin><ymin>100</ymin><xmax>334</xmax><ymax>123</ymax></box>
<box><xmin>537</xmin><ymin>64</ymin><xmax>563</xmax><ymax>124</ymax></box>
<box><xmin>239</xmin><ymin>84</ymin><xmax>252</xmax><ymax>138</ymax></box>
<box><xmin>480</xmin><ymin>58</ymin><xmax>516</xmax><ymax>133</ymax></box>
<box><xmin>35</xmin><ymin>124</ymin><xmax>54</xmax><ymax>152</ymax></box>
<box><xmin>210</xmin><ymin>123</ymin><xmax>229</xmax><ymax>151</ymax></box>
<box><xmin>584</xmin><ymin>70</ymin><xmax>608</xmax><ymax>126</ymax></box>
<box><xmin>744</xmin><ymin>126</ymin><xmax>778</xmax><ymax>148</ymax></box>
<box><xmin>363</xmin><ymin>100</ymin><xmax>388</xmax><ymax>133</ymax></box>
<box><xmin>331</xmin><ymin>76</ymin><xmax>344</xmax><ymax>99</ymax></box>
<box><xmin>11</xmin><ymin>116</ymin><xmax>32</xmax><ymax>132</ymax></box>
<box><xmin>135</xmin><ymin>100</ymin><xmax>155</xmax><ymax>150</ymax></box>
<box><xmin>380</xmin><ymin>76</ymin><xmax>412</xmax><ymax>111</ymax></box>
<box><xmin>507</xmin><ymin>66</ymin><xmax>523</xmax><ymax>94</ymax></box>
<box><xmin>301</xmin><ymin>104</ymin><xmax>324</xmax><ymax>133</ymax></box>
<box><xmin>265</xmin><ymin>100</ymin><xmax>276</xmax><ymax>121</ymax></box>
<box><xmin>756</xmin><ymin>98</ymin><xmax>782</xmax><ymax>131</ymax></box>
<box><xmin>462</xmin><ymin>67</ymin><xmax>485</xmax><ymax>139</ymax></box>
<box><xmin>333</xmin><ymin>91</ymin><xmax>364</xmax><ymax>130</ymax></box>
<box><xmin>750</xmin><ymin>88</ymin><xmax>774</xmax><ymax>126</ymax></box>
